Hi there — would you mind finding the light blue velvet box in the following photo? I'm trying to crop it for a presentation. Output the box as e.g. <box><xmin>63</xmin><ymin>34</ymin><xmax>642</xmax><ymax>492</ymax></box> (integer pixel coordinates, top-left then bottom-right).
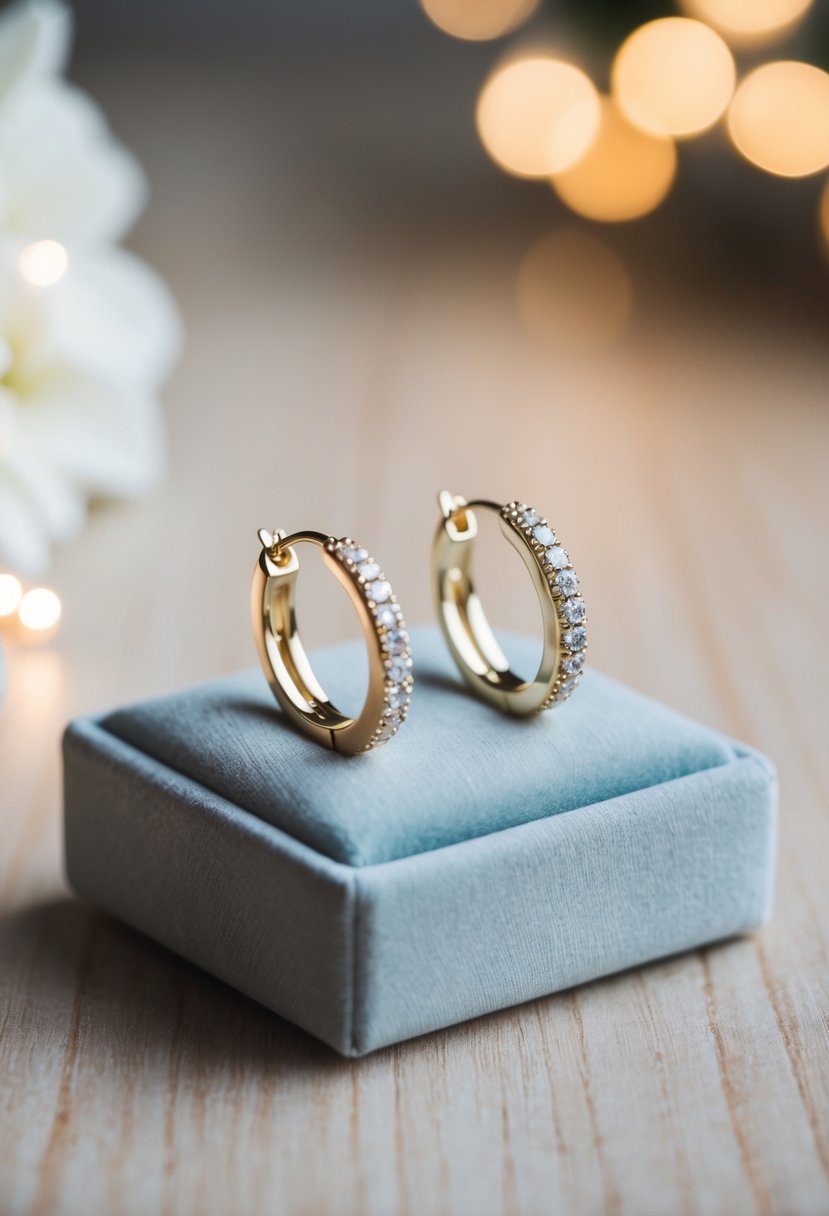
<box><xmin>63</xmin><ymin>628</ymin><xmax>777</xmax><ymax>1056</ymax></box>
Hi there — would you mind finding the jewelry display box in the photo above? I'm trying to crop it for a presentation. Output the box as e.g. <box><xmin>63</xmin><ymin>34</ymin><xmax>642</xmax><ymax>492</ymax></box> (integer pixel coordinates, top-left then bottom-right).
<box><xmin>64</xmin><ymin>628</ymin><xmax>777</xmax><ymax>1057</ymax></box>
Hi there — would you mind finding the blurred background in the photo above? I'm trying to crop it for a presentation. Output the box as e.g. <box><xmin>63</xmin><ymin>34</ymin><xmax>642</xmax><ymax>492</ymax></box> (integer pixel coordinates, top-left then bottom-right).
<box><xmin>2</xmin><ymin>0</ymin><xmax>828</xmax><ymax>749</ymax></box>
<box><xmin>2</xmin><ymin>9</ymin><xmax>828</xmax><ymax>1209</ymax></box>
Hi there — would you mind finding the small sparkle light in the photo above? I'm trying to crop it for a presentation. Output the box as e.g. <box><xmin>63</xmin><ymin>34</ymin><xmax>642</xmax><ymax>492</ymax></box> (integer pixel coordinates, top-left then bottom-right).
<box><xmin>0</xmin><ymin>574</ymin><xmax>23</xmax><ymax>618</ymax></box>
<box><xmin>728</xmin><ymin>61</ymin><xmax>829</xmax><ymax>177</ymax></box>
<box><xmin>476</xmin><ymin>56</ymin><xmax>601</xmax><ymax>178</ymax></box>
<box><xmin>18</xmin><ymin>239</ymin><xmax>69</xmax><ymax>288</ymax></box>
<box><xmin>550</xmin><ymin>97</ymin><xmax>677</xmax><ymax>222</ymax></box>
<box><xmin>517</xmin><ymin>228</ymin><xmax>633</xmax><ymax>352</ymax></box>
<box><xmin>612</xmin><ymin>18</ymin><xmax>735</xmax><ymax>139</ymax></box>
<box><xmin>420</xmin><ymin>0</ymin><xmax>539</xmax><ymax>41</ymax></box>
<box><xmin>18</xmin><ymin>587</ymin><xmax>62</xmax><ymax>633</ymax></box>
<box><xmin>680</xmin><ymin>0</ymin><xmax>813</xmax><ymax>49</ymax></box>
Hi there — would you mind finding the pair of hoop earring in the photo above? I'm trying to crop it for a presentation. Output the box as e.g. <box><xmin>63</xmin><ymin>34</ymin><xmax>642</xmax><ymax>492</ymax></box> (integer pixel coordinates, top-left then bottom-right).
<box><xmin>251</xmin><ymin>493</ymin><xmax>587</xmax><ymax>755</ymax></box>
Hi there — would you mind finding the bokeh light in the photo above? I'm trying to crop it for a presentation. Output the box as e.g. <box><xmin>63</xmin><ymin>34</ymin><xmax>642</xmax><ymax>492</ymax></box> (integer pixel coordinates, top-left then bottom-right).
<box><xmin>18</xmin><ymin>587</ymin><xmax>62</xmax><ymax>632</ymax></box>
<box><xmin>0</xmin><ymin>573</ymin><xmax>23</xmax><ymax>617</ymax></box>
<box><xmin>420</xmin><ymin>0</ymin><xmax>539</xmax><ymax>41</ymax></box>
<box><xmin>680</xmin><ymin>0</ymin><xmax>813</xmax><ymax>48</ymax></box>
<box><xmin>517</xmin><ymin>228</ymin><xmax>633</xmax><ymax>352</ymax></box>
<box><xmin>18</xmin><ymin>239</ymin><xmax>69</xmax><ymax>287</ymax></box>
<box><xmin>612</xmin><ymin>19</ymin><xmax>735</xmax><ymax>139</ymax></box>
<box><xmin>551</xmin><ymin>98</ymin><xmax>677</xmax><ymax>221</ymax></box>
<box><xmin>476</xmin><ymin>56</ymin><xmax>601</xmax><ymax>178</ymax></box>
<box><xmin>728</xmin><ymin>62</ymin><xmax>829</xmax><ymax>177</ymax></box>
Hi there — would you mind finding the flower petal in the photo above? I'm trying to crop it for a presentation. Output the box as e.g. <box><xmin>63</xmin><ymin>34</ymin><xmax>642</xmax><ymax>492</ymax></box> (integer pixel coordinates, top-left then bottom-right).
<box><xmin>22</xmin><ymin>362</ymin><xmax>167</xmax><ymax>497</ymax></box>
<box><xmin>0</xmin><ymin>81</ymin><xmax>146</xmax><ymax>245</ymax></box>
<box><xmin>0</xmin><ymin>0</ymin><xmax>70</xmax><ymax>105</ymax></box>
<box><xmin>4</xmin><ymin>424</ymin><xmax>85</xmax><ymax>536</ymax></box>
<box><xmin>0</xmin><ymin>469</ymin><xmax>58</xmax><ymax>575</ymax></box>
<box><xmin>40</xmin><ymin>247</ymin><xmax>181</xmax><ymax>388</ymax></box>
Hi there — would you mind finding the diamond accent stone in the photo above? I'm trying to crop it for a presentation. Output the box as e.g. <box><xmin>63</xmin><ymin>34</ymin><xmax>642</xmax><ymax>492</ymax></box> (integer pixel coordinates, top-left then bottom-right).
<box><xmin>387</xmin><ymin>656</ymin><xmax>410</xmax><ymax>684</ymax></box>
<box><xmin>503</xmin><ymin>501</ymin><xmax>587</xmax><ymax>712</ymax></box>
<box><xmin>384</xmin><ymin>628</ymin><xmax>409</xmax><ymax>655</ymax></box>
<box><xmin>387</xmin><ymin>686</ymin><xmax>410</xmax><ymax>710</ymax></box>
<box><xmin>332</xmin><ymin>539</ymin><xmax>412</xmax><ymax>750</ymax></box>
<box><xmin>533</xmin><ymin>524</ymin><xmax>556</xmax><ymax>547</ymax></box>
<box><xmin>556</xmin><ymin>569</ymin><xmax>579</xmax><ymax>596</ymax></box>
<box><xmin>368</xmin><ymin>579</ymin><xmax>392</xmax><ymax>604</ymax></box>
<box><xmin>561</xmin><ymin>597</ymin><xmax>586</xmax><ymax>624</ymax></box>
<box><xmin>564</xmin><ymin>626</ymin><xmax>587</xmax><ymax>652</ymax></box>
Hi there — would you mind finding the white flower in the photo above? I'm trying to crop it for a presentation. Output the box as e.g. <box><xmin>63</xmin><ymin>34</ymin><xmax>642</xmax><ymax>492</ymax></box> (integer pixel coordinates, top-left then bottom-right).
<box><xmin>0</xmin><ymin>0</ymin><xmax>180</xmax><ymax>576</ymax></box>
<box><xmin>0</xmin><ymin>239</ymin><xmax>180</xmax><ymax>574</ymax></box>
<box><xmin>0</xmin><ymin>1</ymin><xmax>146</xmax><ymax>247</ymax></box>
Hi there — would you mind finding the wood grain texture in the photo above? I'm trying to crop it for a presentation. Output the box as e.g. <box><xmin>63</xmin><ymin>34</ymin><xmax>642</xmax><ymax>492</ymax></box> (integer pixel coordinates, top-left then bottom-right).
<box><xmin>1</xmin><ymin>45</ymin><xmax>828</xmax><ymax>1216</ymax></box>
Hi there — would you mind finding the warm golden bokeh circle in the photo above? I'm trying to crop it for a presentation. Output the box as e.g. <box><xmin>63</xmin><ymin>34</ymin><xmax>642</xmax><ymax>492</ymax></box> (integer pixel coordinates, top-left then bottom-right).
<box><xmin>728</xmin><ymin>61</ymin><xmax>829</xmax><ymax>177</ymax></box>
<box><xmin>517</xmin><ymin>228</ymin><xmax>633</xmax><ymax>351</ymax></box>
<box><xmin>550</xmin><ymin>98</ymin><xmax>677</xmax><ymax>221</ymax></box>
<box><xmin>679</xmin><ymin>0</ymin><xmax>812</xmax><ymax>48</ymax></box>
<box><xmin>18</xmin><ymin>239</ymin><xmax>69</xmax><ymax>288</ymax></box>
<box><xmin>17</xmin><ymin>587</ymin><xmax>62</xmax><ymax>632</ymax></box>
<box><xmin>612</xmin><ymin>18</ymin><xmax>735</xmax><ymax>138</ymax></box>
<box><xmin>0</xmin><ymin>573</ymin><xmax>23</xmax><ymax>617</ymax></box>
<box><xmin>476</xmin><ymin>57</ymin><xmax>601</xmax><ymax>178</ymax></box>
<box><xmin>420</xmin><ymin>0</ymin><xmax>539</xmax><ymax>41</ymax></box>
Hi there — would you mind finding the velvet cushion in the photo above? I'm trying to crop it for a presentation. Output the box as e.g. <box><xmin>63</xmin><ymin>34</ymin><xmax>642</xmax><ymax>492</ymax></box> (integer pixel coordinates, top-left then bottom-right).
<box><xmin>101</xmin><ymin>630</ymin><xmax>738</xmax><ymax>867</ymax></box>
<box><xmin>64</xmin><ymin>627</ymin><xmax>777</xmax><ymax>1055</ymax></box>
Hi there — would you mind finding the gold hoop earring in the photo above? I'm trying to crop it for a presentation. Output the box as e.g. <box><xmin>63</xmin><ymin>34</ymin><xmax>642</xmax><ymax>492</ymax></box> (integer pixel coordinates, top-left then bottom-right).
<box><xmin>252</xmin><ymin>528</ymin><xmax>412</xmax><ymax>754</ymax></box>
<box><xmin>432</xmin><ymin>493</ymin><xmax>586</xmax><ymax>715</ymax></box>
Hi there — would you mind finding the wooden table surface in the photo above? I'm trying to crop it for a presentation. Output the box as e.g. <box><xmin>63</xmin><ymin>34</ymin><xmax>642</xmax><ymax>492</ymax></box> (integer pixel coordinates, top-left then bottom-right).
<box><xmin>1</xmin><ymin>43</ymin><xmax>828</xmax><ymax>1216</ymax></box>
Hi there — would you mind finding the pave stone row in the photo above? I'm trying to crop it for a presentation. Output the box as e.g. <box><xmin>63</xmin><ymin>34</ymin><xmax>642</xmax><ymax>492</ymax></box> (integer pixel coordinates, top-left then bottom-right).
<box><xmin>329</xmin><ymin>537</ymin><xmax>413</xmax><ymax>751</ymax></box>
<box><xmin>502</xmin><ymin>502</ymin><xmax>587</xmax><ymax>710</ymax></box>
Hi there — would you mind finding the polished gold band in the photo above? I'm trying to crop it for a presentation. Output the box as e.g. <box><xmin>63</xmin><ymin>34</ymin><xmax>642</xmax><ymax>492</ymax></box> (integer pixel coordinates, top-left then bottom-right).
<box><xmin>252</xmin><ymin>528</ymin><xmax>412</xmax><ymax>754</ymax></box>
<box><xmin>432</xmin><ymin>493</ymin><xmax>587</xmax><ymax>715</ymax></box>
